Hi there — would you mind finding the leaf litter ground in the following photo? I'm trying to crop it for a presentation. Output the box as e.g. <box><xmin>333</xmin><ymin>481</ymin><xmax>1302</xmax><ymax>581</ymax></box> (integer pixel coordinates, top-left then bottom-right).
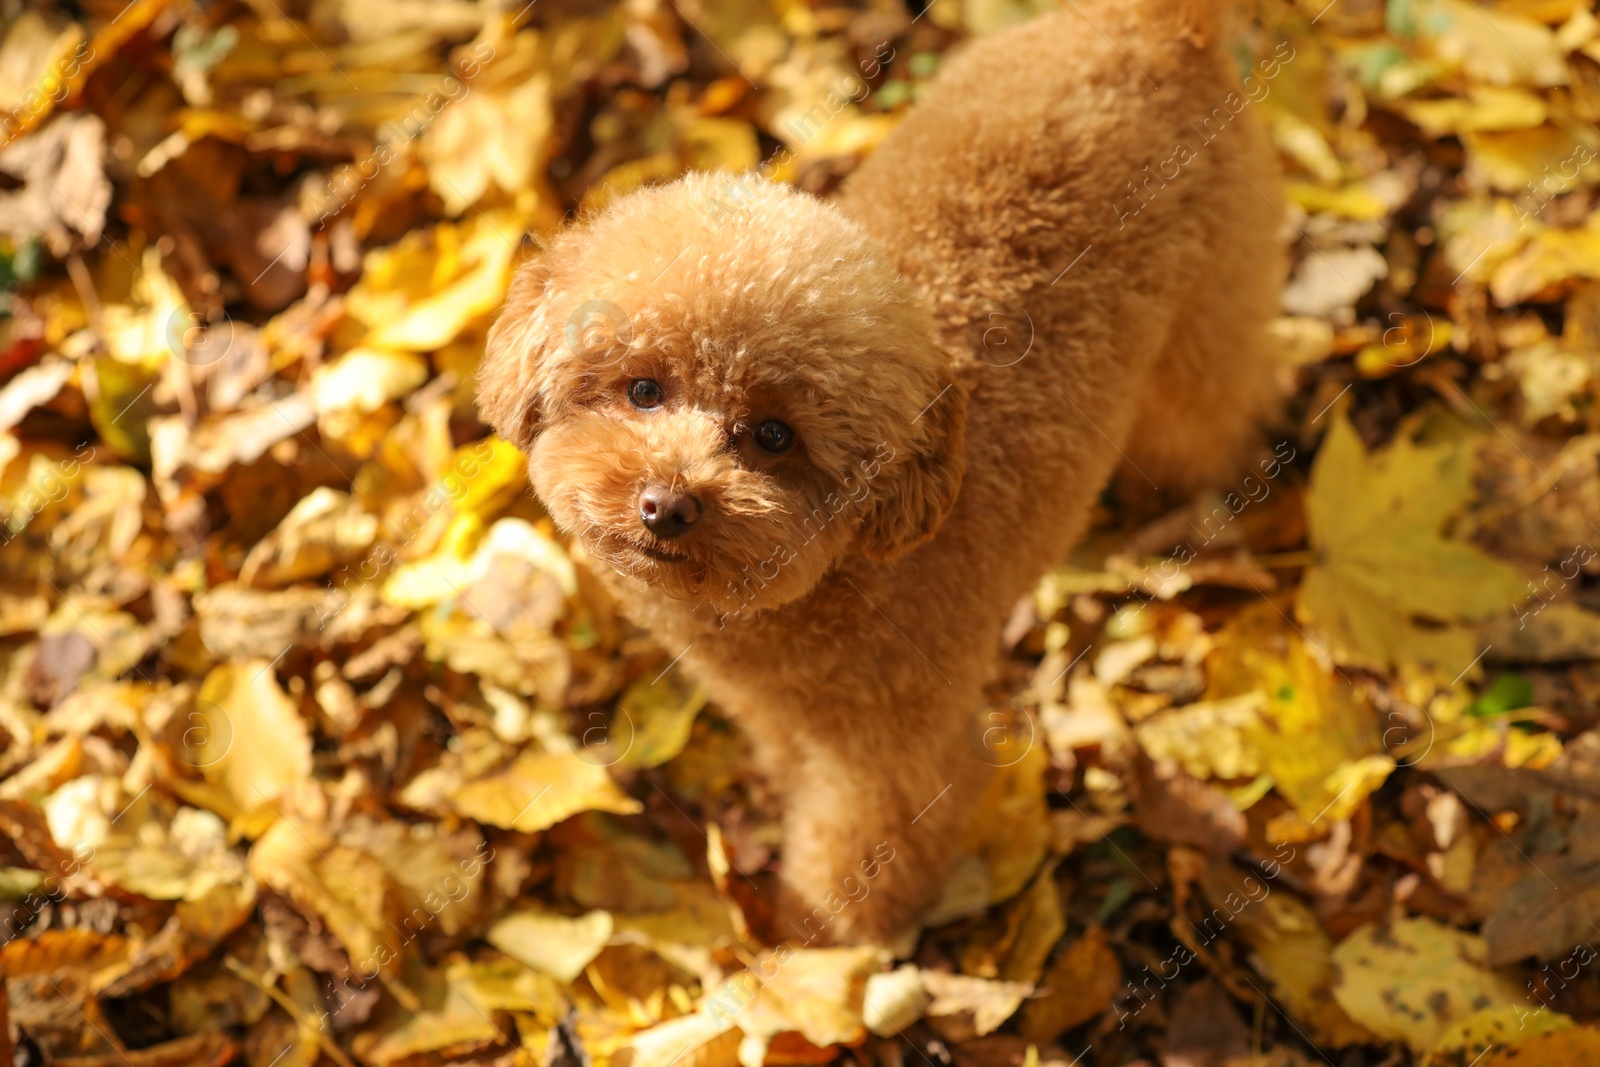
<box><xmin>6</xmin><ymin>0</ymin><xmax>1600</xmax><ymax>1065</ymax></box>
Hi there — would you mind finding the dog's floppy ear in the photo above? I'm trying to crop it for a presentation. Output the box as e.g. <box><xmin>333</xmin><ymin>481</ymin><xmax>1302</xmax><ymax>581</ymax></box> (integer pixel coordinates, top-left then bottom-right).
<box><xmin>477</xmin><ymin>254</ymin><xmax>553</xmax><ymax>449</ymax></box>
<box><xmin>854</xmin><ymin>375</ymin><xmax>968</xmax><ymax>561</ymax></box>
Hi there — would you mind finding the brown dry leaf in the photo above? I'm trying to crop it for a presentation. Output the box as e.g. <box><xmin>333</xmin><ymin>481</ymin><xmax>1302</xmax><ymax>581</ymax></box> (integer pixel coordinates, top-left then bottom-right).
<box><xmin>1130</xmin><ymin>757</ymin><xmax>1247</xmax><ymax>855</ymax></box>
<box><xmin>1019</xmin><ymin>925</ymin><xmax>1121</xmax><ymax>1043</ymax></box>
<box><xmin>46</xmin><ymin>1031</ymin><xmax>239</xmax><ymax>1067</ymax></box>
<box><xmin>0</xmin><ymin>929</ymin><xmax>130</xmax><ymax>985</ymax></box>
<box><xmin>1162</xmin><ymin>979</ymin><xmax>1249</xmax><ymax>1067</ymax></box>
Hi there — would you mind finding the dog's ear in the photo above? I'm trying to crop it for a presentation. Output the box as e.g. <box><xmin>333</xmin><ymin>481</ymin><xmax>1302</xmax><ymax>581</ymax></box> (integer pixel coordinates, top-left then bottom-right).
<box><xmin>477</xmin><ymin>254</ymin><xmax>553</xmax><ymax>449</ymax></box>
<box><xmin>854</xmin><ymin>375</ymin><xmax>968</xmax><ymax>561</ymax></box>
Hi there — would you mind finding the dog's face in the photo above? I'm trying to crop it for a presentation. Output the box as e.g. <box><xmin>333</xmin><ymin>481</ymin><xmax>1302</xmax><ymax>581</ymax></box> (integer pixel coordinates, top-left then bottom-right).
<box><xmin>478</xmin><ymin>174</ymin><xmax>965</xmax><ymax>615</ymax></box>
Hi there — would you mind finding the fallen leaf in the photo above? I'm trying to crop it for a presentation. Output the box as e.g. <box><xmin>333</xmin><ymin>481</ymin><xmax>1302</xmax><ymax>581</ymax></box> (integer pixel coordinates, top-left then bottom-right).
<box><xmin>1019</xmin><ymin>925</ymin><xmax>1121</xmax><ymax>1043</ymax></box>
<box><xmin>486</xmin><ymin>907</ymin><xmax>614</xmax><ymax>983</ymax></box>
<box><xmin>1331</xmin><ymin>917</ymin><xmax>1524</xmax><ymax>1052</ymax></box>
<box><xmin>1299</xmin><ymin>413</ymin><xmax>1525</xmax><ymax>671</ymax></box>
<box><xmin>452</xmin><ymin>748</ymin><xmax>642</xmax><ymax>833</ymax></box>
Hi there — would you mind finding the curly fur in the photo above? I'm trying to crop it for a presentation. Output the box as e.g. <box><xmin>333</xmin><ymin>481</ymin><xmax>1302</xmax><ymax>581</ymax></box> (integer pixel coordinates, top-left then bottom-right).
<box><xmin>479</xmin><ymin>0</ymin><xmax>1285</xmax><ymax>944</ymax></box>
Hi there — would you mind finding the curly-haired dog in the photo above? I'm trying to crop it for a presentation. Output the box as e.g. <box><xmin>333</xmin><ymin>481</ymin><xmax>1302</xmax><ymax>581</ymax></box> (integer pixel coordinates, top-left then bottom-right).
<box><xmin>479</xmin><ymin>0</ymin><xmax>1284</xmax><ymax>944</ymax></box>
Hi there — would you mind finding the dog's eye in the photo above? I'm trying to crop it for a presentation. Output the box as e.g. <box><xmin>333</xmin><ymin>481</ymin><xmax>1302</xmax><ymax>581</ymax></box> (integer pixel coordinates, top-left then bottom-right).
<box><xmin>627</xmin><ymin>379</ymin><xmax>664</xmax><ymax>409</ymax></box>
<box><xmin>753</xmin><ymin>419</ymin><xmax>795</xmax><ymax>455</ymax></box>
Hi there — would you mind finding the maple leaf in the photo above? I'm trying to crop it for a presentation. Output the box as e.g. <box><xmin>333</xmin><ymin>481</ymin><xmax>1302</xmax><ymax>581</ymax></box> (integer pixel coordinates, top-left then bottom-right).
<box><xmin>1298</xmin><ymin>412</ymin><xmax>1526</xmax><ymax>672</ymax></box>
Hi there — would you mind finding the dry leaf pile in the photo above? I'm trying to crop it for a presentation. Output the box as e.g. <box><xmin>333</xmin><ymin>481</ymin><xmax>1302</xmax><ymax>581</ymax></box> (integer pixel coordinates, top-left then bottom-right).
<box><xmin>5</xmin><ymin>0</ymin><xmax>1600</xmax><ymax>1064</ymax></box>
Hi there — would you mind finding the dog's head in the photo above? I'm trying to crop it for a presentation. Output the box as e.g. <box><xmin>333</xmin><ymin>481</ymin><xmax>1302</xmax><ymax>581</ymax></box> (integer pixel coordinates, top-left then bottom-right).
<box><xmin>478</xmin><ymin>174</ymin><xmax>965</xmax><ymax>615</ymax></box>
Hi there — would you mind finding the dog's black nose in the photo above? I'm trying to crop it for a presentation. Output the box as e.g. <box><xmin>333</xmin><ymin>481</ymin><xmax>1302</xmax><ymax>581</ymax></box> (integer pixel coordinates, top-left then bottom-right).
<box><xmin>639</xmin><ymin>484</ymin><xmax>701</xmax><ymax>539</ymax></box>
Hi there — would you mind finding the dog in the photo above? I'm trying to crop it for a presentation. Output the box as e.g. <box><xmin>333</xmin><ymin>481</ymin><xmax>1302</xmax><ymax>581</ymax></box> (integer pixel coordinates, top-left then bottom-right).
<box><xmin>477</xmin><ymin>0</ymin><xmax>1284</xmax><ymax>945</ymax></box>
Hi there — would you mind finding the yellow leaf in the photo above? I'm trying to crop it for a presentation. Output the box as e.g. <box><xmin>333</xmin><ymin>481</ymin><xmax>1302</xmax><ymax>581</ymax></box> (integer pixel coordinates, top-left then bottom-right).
<box><xmin>1299</xmin><ymin>413</ymin><xmax>1526</xmax><ymax>670</ymax></box>
<box><xmin>239</xmin><ymin>487</ymin><xmax>378</xmax><ymax>588</ymax></box>
<box><xmin>995</xmin><ymin>860</ymin><xmax>1064</xmax><ymax>985</ymax></box>
<box><xmin>616</xmin><ymin>672</ymin><xmax>707</xmax><ymax>770</ymax></box>
<box><xmin>735</xmin><ymin>947</ymin><xmax>882</xmax><ymax>1052</ymax></box>
<box><xmin>1420</xmin><ymin>0</ymin><xmax>1570</xmax><ymax>87</ymax></box>
<box><xmin>921</xmin><ymin>970</ymin><xmax>1029</xmax><ymax>1037</ymax></box>
<box><xmin>248</xmin><ymin>816</ymin><xmax>410</xmax><ymax>996</ymax></box>
<box><xmin>627</xmin><ymin>1009</ymin><xmax>741</xmax><ymax>1067</ymax></box>
<box><xmin>309</xmin><ymin>348</ymin><xmax>428</xmax><ymax>413</ymax></box>
<box><xmin>1398</xmin><ymin>86</ymin><xmax>1547</xmax><ymax>137</ymax></box>
<box><xmin>1134</xmin><ymin>694</ymin><xmax>1266</xmax><ymax>781</ymax></box>
<box><xmin>350</xmin><ymin>968</ymin><xmax>504</xmax><ymax>1067</ymax></box>
<box><xmin>1228</xmin><ymin>889</ymin><xmax>1372</xmax><ymax>1048</ymax></box>
<box><xmin>1331</xmin><ymin>917</ymin><xmax>1524</xmax><ymax>1053</ymax></box>
<box><xmin>1475</xmin><ymin>1028</ymin><xmax>1600</xmax><ymax>1066</ymax></box>
<box><xmin>447</xmin><ymin>955</ymin><xmax>564</xmax><ymax>1016</ymax></box>
<box><xmin>1491</xmin><ymin>221</ymin><xmax>1600</xmax><ymax>304</ymax></box>
<box><xmin>863</xmin><ymin>965</ymin><xmax>930</xmax><ymax>1038</ymax></box>
<box><xmin>451</xmin><ymin>748</ymin><xmax>642</xmax><ymax>833</ymax></box>
<box><xmin>347</xmin><ymin>214</ymin><xmax>519</xmax><ymax>351</ymax></box>
<box><xmin>1424</xmin><ymin>1005</ymin><xmax>1574</xmax><ymax>1065</ymax></box>
<box><xmin>1286</xmin><ymin>181</ymin><xmax>1391</xmax><ymax>220</ymax></box>
<box><xmin>187</xmin><ymin>662</ymin><xmax>313</xmax><ymax>816</ymax></box>
<box><xmin>680</xmin><ymin>116</ymin><xmax>761</xmax><ymax>172</ymax></box>
<box><xmin>485</xmin><ymin>907</ymin><xmax>613</xmax><ymax>983</ymax></box>
<box><xmin>421</xmin><ymin>74</ymin><xmax>552</xmax><ymax>216</ymax></box>
<box><xmin>1465</xmin><ymin>123</ymin><xmax>1599</xmax><ymax>194</ymax></box>
<box><xmin>1206</xmin><ymin>605</ymin><xmax>1393</xmax><ymax>825</ymax></box>
<box><xmin>963</xmin><ymin>729</ymin><xmax>1050</xmax><ymax>905</ymax></box>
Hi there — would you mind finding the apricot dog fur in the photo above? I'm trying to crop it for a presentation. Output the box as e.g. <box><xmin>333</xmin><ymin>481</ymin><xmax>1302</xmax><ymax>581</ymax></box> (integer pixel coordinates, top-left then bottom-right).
<box><xmin>479</xmin><ymin>0</ymin><xmax>1284</xmax><ymax>944</ymax></box>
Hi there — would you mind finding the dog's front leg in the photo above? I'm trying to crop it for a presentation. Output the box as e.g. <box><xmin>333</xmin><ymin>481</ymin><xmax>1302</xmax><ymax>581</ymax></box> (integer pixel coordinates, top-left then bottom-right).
<box><xmin>764</xmin><ymin>709</ymin><xmax>986</xmax><ymax>948</ymax></box>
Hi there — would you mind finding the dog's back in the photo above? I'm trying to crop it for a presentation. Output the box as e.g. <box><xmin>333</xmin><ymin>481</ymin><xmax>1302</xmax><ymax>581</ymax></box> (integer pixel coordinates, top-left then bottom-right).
<box><xmin>840</xmin><ymin>0</ymin><xmax>1285</xmax><ymax>511</ymax></box>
